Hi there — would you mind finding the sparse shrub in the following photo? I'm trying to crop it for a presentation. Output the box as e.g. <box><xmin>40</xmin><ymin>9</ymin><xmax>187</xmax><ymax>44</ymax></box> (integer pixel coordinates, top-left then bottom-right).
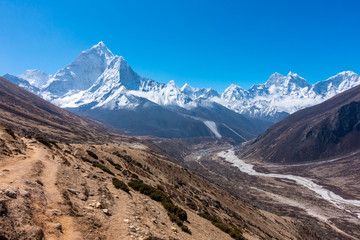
<box><xmin>62</xmin><ymin>157</ymin><xmax>71</xmax><ymax>166</ymax></box>
<box><xmin>92</xmin><ymin>162</ymin><xmax>114</xmax><ymax>176</ymax></box>
<box><xmin>131</xmin><ymin>173</ymin><xmax>139</xmax><ymax>179</ymax></box>
<box><xmin>180</xmin><ymin>224</ymin><xmax>191</xmax><ymax>234</ymax></box>
<box><xmin>4</xmin><ymin>128</ymin><xmax>16</xmax><ymax>139</ymax></box>
<box><xmin>198</xmin><ymin>213</ymin><xmax>244</xmax><ymax>240</ymax></box>
<box><xmin>81</xmin><ymin>156</ymin><xmax>93</xmax><ymax>163</ymax></box>
<box><xmin>128</xmin><ymin>180</ymin><xmax>190</xmax><ymax>233</ymax></box>
<box><xmin>112</xmin><ymin>178</ymin><xmax>130</xmax><ymax>193</ymax></box>
<box><xmin>35</xmin><ymin>137</ymin><xmax>59</xmax><ymax>149</ymax></box>
<box><xmin>113</xmin><ymin>151</ymin><xmax>143</xmax><ymax>169</ymax></box>
<box><xmin>107</xmin><ymin>158</ymin><xmax>122</xmax><ymax>171</ymax></box>
<box><xmin>86</xmin><ymin>150</ymin><xmax>98</xmax><ymax>159</ymax></box>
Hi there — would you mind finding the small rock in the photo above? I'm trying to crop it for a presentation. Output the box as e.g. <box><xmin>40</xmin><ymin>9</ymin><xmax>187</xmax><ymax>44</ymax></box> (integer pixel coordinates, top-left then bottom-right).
<box><xmin>170</xmin><ymin>227</ymin><xmax>177</xmax><ymax>233</ymax></box>
<box><xmin>36</xmin><ymin>179</ymin><xmax>44</xmax><ymax>186</ymax></box>
<box><xmin>114</xmin><ymin>195</ymin><xmax>119</xmax><ymax>199</ymax></box>
<box><xmin>144</xmin><ymin>199</ymin><xmax>149</xmax><ymax>203</ymax></box>
<box><xmin>24</xmin><ymin>179</ymin><xmax>36</xmax><ymax>186</ymax></box>
<box><xmin>5</xmin><ymin>189</ymin><xmax>17</xmax><ymax>198</ymax></box>
<box><xmin>74</xmin><ymin>166</ymin><xmax>80</xmax><ymax>169</ymax></box>
<box><xmin>129</xmin><ymin>225</ymin><xmax>137</xmax><ymax>232</ymax></box>
<box><xmin>51</xmin><ymin>209</ymin><xmax>62</xmax><ymax>216</ymax></box>
<box><xmin>2</xmin><ymin>169</ymin><xmax>9</xmax><ymax>172</ymax></box>
<box><xmin>53</xmin><ymin>223</ymin><xmax>62</xmax><ymax>232</ymax></box>
<box><xmin>67</xmin><ymin>188</ymin><xmax>77</xmax><ymax>194</ymax></box>
<box><xmin>102</xmin><ymin>209</ymin><xmax>111</xmax><ymax>215</ymax></box>
<box><xmin>151</xmin><ymin>218</ymin><xmax>158</xmax><ymax>224</ymax></box>
<box><xmin>95</xmin><ymin>202</ymin><xmax>102</xmax><ymax>208</ymax></box>
<box><xmin>21</xmin><ymin>190</ymin><xmax>31</xmax><ymax>198</ymax></box>
<box><xmin>101</xmin><ymin>195</ymin><xmax>106</xmax><ymax>199</ymax></box>
<box><xmin>0</xmin><ymin>198</ymin><xmax>7</xmax><ymax>216</ymax></box>
<box><xmin>124</xmin><ymin>218</ymin><xmax>130</xmax><ymax>224</ymax></box>
<box><xmin>78</xmin><ymin>193</ymin><xmax>87</xmax><ymax>201</ymax></box>
<box><xmin>24</xmin><ymin>225</ymin><xmax>44</xmax><ymax>240</ymax></box>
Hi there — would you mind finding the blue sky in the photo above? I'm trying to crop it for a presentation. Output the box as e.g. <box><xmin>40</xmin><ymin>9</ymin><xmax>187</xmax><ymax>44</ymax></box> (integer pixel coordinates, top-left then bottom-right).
<box><xmin>1</xmin><ymin>0</ymin><xmax>360</xmax><ymax>91</ymax></box>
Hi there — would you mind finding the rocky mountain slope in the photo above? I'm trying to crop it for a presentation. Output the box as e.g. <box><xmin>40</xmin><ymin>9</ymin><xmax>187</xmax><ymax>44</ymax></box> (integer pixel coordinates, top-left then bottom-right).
<box><xmin>239</xmin><ymin>84</ymin><xmax>360</xmax><ymax>163</ymax></box>
<box><xmin>0</xmin><ymin>76</ymin><xmax>316</xmax><ymax>240</ymax></box>
<box><xmin>0</xmin><ymin>77</ymin><xmax>120</xmax><ymax>143</ymax></box>
<box><xmin>4</xmin><ymin>42</ymin><xmax>360</xmax><ymax>139</ymax></box>
<box><xmin>4</xmin><ymin>43</ymin><xmax>360</xmax><ymax>121</ymax></box>
<box><xmin>3</xmin><ymin>43</ymin><xmax>272</xmax><ymax>141</ymax></box>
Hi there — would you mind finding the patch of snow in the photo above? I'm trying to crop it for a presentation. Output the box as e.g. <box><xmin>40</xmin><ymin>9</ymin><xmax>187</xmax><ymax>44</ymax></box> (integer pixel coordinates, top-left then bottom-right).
<box><xmin>18</xmin><ymin>69</ymin><xmax>51</xmax><ymax>88</ymax></box>
<box><xmin>203</xmin><ymin>121</ymin><xmax>221</xmax><ymax>138</ymax></box>
<box><xmin>222</xmin><ymin>124</ymin><xmax>247</xmax><ymax>141</ymax></box>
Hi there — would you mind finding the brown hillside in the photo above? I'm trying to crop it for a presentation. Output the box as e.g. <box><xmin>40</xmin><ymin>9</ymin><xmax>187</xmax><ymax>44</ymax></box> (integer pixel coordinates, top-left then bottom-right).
<box><xmin>240</xmin><ymin>84</ymin><xmax>360</xmax><ymax>163</ymax></box>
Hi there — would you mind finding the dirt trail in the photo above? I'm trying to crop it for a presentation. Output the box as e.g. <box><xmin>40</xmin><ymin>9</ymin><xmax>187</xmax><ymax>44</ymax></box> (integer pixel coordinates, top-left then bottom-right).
<box><xmin>32</xmin><ymin>146</ymin><xmax>83</xmax><ymax>240</ymax></box>
<box><xmin>106</xmin><ymin>185</ymin><xmax>129</xmax><ymax>239</ymax></box>
<box><xmin>0</xmin><ymin>139</ymin><xmax>83</xmax><ymax>240</ymax></box>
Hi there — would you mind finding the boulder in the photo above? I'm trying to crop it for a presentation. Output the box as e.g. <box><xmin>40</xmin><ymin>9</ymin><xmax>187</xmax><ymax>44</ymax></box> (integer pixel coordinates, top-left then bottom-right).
<box><xmin>66</xmin><ymin>188</ymin><xmax>77</xmax><ymax>194</ymax></box>
<box><xmin>5</xmin><ymin>189</ymin><xmax>17</xmax><ymax>198</ymax></box>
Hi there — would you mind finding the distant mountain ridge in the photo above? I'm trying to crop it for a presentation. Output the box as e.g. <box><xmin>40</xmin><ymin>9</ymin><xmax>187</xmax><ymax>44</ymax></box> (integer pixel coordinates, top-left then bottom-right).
<box><xmin>3</xmin><ymin>42</ymin><xmax>360</xmax><ymax>139</ymax></box>
<box><xmin>239</xmin><ymin>84</ymin><xmax>360</xmax><ymax>163</ymax></box>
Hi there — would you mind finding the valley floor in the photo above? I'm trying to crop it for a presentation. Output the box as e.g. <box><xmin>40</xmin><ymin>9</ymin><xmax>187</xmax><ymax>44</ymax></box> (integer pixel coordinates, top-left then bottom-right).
<box><xmin>183</xmin><ymin>144</ymin><xmax>360</xmax><ymax>239</ymax></box>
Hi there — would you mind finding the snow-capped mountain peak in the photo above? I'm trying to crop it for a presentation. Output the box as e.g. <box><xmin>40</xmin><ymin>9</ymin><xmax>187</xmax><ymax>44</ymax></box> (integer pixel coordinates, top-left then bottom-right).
<box><xmin>181</xmin><ymin>83</ymin><xmax>196</xmax><ymax>93</ymax></box>
<box><xmin>18</xmin><ymin>69</ymin><xmax>51</xmax><ymax>88</ymax></box>
<box><xmin>4</xmin><ymin>42</ymin><xmax>360</xmax><ymax>125</ymax></box>
<box><xmin>264</xmin><ymin>72</ymin><xmax>285</xmax><ymax>86</ymax></box>
<box><xmin>167</xmin><ymin>80</ymin><xmax>178</xmax><ymax>87</ymax></box>
<box><xmin>41</xmin><ymin>42</ymin><xmax>116</xmax><ymax>98</ymax></box>
<box><xmin>264</xmin><ymin>71</ymin><xmax>310</xmax><ymax>89</ymax></box>
<box><xmin>311</xmin><ymin>71</ymin><xmax>360</xmax><ymax>98</ymax></box>
<box><xmin>86</xmin><ymin>41</ymin><xmax>114</xmax><ymax>60</ymax></box>
<box><xmin>222</xmin><ymin>84</ymin><xmax>247</xmax><ymax>102</ymax></box>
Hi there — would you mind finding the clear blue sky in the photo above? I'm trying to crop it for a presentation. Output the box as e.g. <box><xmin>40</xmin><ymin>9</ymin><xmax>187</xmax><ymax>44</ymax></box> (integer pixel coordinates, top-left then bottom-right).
<box><xmin>1</xmin><ymin>0</ymin><xmax>360</xmax><ymax>91</ymax></box>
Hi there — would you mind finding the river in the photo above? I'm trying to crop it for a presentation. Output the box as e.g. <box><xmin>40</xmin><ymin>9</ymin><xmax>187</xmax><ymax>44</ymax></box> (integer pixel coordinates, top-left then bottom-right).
<box><xmin>218</xmin><ymin>149</ymin><xmax>360</xmax><ymax>219</ymax></box>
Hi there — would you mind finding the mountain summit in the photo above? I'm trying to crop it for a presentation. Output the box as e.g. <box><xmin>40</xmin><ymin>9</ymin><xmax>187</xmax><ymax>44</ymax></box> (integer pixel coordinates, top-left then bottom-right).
<box><xmin>3</xmin><ymin>42</ymin><xmax>360</xmax><ymax>138</ymax></box>
<box><xmin>42</xmin><ymin>42</ymin><xmax>114</xmax><ymax>97</ymax></box>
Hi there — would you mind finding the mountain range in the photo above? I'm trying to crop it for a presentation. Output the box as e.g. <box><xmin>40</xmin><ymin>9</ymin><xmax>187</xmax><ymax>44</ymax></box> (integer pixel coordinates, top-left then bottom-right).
<box><xmin>4</xmin><ymin>42</ymin><xmax>360</xmax><ymax>139</ymax></box>
<box><xmin>240</xmin><ymin>83</ymin><xmax>360</xmax><ymax>163</ymax></box>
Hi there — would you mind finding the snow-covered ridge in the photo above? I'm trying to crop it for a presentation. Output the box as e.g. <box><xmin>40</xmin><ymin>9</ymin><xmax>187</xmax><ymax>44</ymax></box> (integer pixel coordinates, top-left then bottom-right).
<box><xmin>18</xmin><ymin>69</ymin><xmax>51</xmax><ymax>88</ymax></box>
<box><xmin>3</xmin><ymin>42</ymin><xmax>360</xmax><ymax>122</ymax></box>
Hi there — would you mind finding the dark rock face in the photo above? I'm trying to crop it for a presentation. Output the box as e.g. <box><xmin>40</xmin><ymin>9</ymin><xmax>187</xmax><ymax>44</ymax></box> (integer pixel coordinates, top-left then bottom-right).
<box><xmin>240</xmin><ymin>85</ymin><xmax>360</xmax><ymax>163</ymax></box>
<box><xmin>69</xmin><ymin>101</ymin><xmax>272</xmax><ymax>142</ymax></box>
<box><xmin>330</xmin><ymin>102</ymin><xmax>360</xmax><ymax>137</ymax></box>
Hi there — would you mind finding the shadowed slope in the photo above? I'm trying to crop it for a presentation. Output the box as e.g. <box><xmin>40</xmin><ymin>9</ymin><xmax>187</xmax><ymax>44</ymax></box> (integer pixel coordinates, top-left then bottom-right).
<box><xmin>240</xmin><ymin>84</ymin><xmax>360</xmax><ymax>163</ymax></box>
<box><xmin>0</xmin><ymin>77</ymin><xmax>121</xmax><ymax>143</ymax></box>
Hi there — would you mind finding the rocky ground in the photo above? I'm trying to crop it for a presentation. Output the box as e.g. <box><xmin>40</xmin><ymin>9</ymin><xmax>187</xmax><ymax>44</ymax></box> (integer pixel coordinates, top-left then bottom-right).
<box><xmin>0</xmin><ymin>127</ymin><xmax>306</xmax><ymax>240</ymax></box>
<box><xmin>179</xmin><ymin>141</ymin><xmax>360</xmax><ymax>240</ymax></box>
